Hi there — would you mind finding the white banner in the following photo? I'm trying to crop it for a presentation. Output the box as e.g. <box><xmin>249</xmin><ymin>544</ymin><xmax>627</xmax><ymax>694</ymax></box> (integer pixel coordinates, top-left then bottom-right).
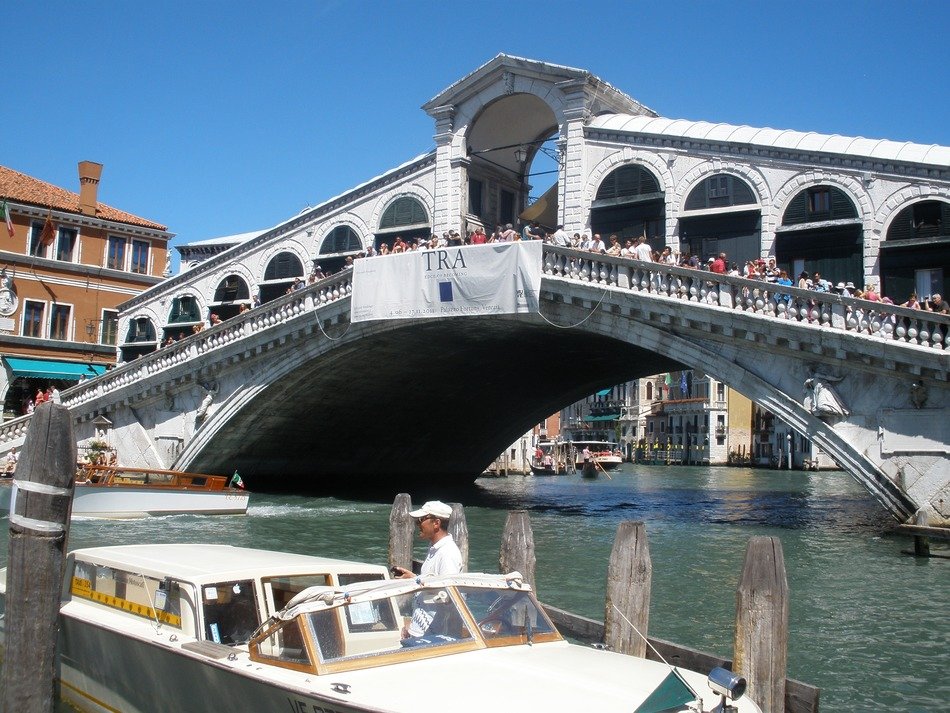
<box><xmin>351</xmin><ymin>241</ymin><xmax>542</xmax><ymax>323</ymax></box>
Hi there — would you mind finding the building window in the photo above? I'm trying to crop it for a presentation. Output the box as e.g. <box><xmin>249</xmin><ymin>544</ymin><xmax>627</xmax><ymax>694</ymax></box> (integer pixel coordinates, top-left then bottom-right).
<box><xmin>107</xmin><ymin>236</ymin><xmax>126</xmax><ymax>270</ymax></box>
<box><xmin>379</xmin><ymin>197</ymin><xmax>428</xmax><ymax>230</ymax></box>
<box><xmin>469</xmin><ymin>179</ymin><xmax>484</xmax><ymax>216</ymax></box>
<box><xmin>716</xmin><ymin>382</ymin><xmax>725</xmax><ymax>401</ymax></box>
<box><xmin>57</xmin><ymin>227</ymin><xmax>77</xmax><ymax>262</ymax></box>
<box><xmin>808</xmin><ymin>188</ymin><xmax>831</xmax><ymax>216</ymax></box>
<box><xmin>500</xmin><ymin>190</ymin><xmax>515</xmax><ymax>225</ymax></box>
<box><xmin>29</xmin><ymin>221</ymin><xmax>48</xmax><ymax>257</ymax></box>
<box><xmin>101</xmin><ymin>310</ymin><xmax>118</xmax><ymax>345</ymax></box>
<box><xmin>131</xmin><ymin>240</ymin><xmax>150</xmax><ymax>274</ymax></box>
<box><xmin>916</xmin><ymin>268</ymin><xmax>944</xmax><ymax>301</ymax></box>
<box><xmin>50</xmin><ymin>304</ymin><xmax>72</xmax><ymax>340</ymax></box>
<box><xmin>319</xmin><ymin>227</ymin><xmax>361</xmax><ymax>255</ymax></box>
<box><xmin>23</xmin><ymin>300</ymin><xmax>45</xmax><ymax>337</ymax></box>
<box><xmin>125</xmin><ymin>317</ymin><xmax>156</xmax><ymax>344</ymax></box>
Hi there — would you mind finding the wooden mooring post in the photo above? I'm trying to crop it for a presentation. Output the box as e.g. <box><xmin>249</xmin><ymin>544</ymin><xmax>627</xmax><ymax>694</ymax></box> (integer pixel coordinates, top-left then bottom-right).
<box><xmin>734</xmin><ymin>536</ymin><xmax>790</xmax><ymax>713</ymax></box>
<box><xmin>604</xmin><ymin>520</ymin><xmax>651</xmax><ymax>657</ymax></box>
<box><xmin>1</xmin><ymin>402</ymin><xmax>77</xmax><ymax>713</ymax></box>
<box><xmin>498</xmin><ymin>510</ymin><xmax>536</xmax><ymax>589</ymax></box>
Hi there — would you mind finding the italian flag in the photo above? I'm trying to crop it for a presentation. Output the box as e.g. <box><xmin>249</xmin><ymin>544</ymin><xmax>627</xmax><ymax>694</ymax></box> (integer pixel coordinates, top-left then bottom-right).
<box><xmin>229</xmin><ymin>471</ymin><xmax>245</xmax><ymax>489</ymax></box>
<box><xmin>0</xmin><ymin>200</ymin><xmax>13</xmax><ymax>238</ymax></box>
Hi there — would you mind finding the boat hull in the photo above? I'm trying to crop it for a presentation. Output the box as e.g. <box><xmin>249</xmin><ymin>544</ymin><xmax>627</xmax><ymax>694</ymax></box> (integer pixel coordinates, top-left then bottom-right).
<box><xmin>0</xmin><ymin>481</ymin><xmax>248</xmax><ymax>519</ymax></box>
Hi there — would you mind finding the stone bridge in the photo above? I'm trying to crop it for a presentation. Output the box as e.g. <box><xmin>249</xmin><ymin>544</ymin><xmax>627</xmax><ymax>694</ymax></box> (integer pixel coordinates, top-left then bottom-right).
<box><xmin>1</xmin><ymin>246</ymin><xmax>947</xmax><ymax>524</ymax></box>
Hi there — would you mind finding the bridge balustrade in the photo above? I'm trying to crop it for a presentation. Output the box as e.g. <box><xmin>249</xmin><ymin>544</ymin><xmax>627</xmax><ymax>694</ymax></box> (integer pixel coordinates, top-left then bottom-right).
<box><xmin>542</xmin><ymin>245</ymin><xmax>949</xmax><ymax>351</ymax></box>
<box><xmin>0</xmin><ymin>270</ymin><xmax>355</xmax><ymax>447</ymax></box>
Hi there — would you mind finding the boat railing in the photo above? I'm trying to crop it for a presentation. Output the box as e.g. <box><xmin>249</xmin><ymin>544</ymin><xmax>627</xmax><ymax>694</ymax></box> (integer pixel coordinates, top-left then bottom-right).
<box><xmin>75</xmin><ymin>464</ymin><xmax>231</xmax><ymax>490</ymax></box>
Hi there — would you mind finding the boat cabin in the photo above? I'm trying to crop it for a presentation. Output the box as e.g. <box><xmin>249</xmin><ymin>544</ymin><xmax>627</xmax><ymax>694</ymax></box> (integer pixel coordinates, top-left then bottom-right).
<box><xmin>65</xmin><ymin>544</ymin><xmax>391</xmax><ymax>647</ymax></box>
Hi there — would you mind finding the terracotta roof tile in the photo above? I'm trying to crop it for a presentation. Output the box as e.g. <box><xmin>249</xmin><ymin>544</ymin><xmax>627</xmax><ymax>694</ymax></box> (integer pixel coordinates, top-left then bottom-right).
<box><xmin>0</xmin><ymin>164</ymin><xmax>167</xmax><ymax>231</ymax></box>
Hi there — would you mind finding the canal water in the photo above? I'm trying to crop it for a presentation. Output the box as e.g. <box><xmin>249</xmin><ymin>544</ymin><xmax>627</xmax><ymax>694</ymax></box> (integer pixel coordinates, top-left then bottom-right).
<box><xmin>1</xmin><ymin>465</ymin><xmax>947</xmax><ymax>712</ymax></box>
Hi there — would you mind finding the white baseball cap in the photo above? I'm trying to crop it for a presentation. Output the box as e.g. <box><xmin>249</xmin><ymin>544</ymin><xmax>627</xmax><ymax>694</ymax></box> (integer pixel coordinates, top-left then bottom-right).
<box><xmin>409</xmin><ymin>500</ymin><xmax>453</xmax><ymax>519</ymax></box>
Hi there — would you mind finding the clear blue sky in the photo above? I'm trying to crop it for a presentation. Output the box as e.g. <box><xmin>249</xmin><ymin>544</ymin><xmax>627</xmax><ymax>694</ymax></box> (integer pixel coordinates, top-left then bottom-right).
<box><xmin>3</xmin><ymin>1</ymin><xmax>948</xmax><ymax>266</ymax></box>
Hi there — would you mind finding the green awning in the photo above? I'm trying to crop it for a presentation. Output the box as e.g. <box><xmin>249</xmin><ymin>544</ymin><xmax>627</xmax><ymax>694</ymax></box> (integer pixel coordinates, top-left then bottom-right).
<box><xmin>4</xmin><ymin>357</ymin><xmax>106</xmax><ymax>381</ymax></box>
<box><xmin>595</xmin><ymin>388</ymin><xmax>612</xmax><ymax>397</ymax></box>
<box><xmin>583</xmin><ymin>414</ymin><xmax>618</xmax><ymax>422</ymax></box>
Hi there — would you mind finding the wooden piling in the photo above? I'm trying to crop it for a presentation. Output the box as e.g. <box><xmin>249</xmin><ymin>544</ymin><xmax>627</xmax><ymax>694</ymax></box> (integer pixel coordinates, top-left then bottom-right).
<box><xmin>498</xmin><ymin>510</ymin><xmax>536</xmax><ymax>590</ymax></box>
<box><xmin>448</xmin><ymin>502</ymin><xmax>469</xmax><ymax>571</ymax></box>
<box><xmin>388</xmin><ymin>493</ymin><xmax>413</xmax><ymax>571</ymax></box>
<box><xmin>1</xmin><ymin>402</ymin><xmax>77</xmax><ymax>713</ymax></box>
<box><xmin>734</xmin><ymin>536</ymin><xmax>789</xmax><ymax>713</ymax></box>
<box><xmin>914</xmin><ymin>509</ymin><xmax>930</xmax><ymax>557</ymax></box>
<box><xmin>604</xmin><ymin>520</ymin><xmax>652</xmax><ymax>657</ymax></box>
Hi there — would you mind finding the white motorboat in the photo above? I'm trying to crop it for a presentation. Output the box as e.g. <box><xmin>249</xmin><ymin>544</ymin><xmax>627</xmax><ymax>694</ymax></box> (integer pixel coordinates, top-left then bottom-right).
<box><xmin>0</xmin><ymin>544</ymin><xmax>762</xmax><ymax>713</ymax></box>
<box><xmin>571</xmin><ymin>440</ymin><xmax>624</xmax><ymax>477</ymax></box>
<box><xmin>0</xmin><ymin>464</ymin><xmax>249</xmax><ymax>519</ymax></box>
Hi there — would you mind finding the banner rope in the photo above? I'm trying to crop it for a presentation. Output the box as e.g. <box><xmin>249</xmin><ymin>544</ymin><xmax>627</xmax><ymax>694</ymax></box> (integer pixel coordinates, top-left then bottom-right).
<box><xmin>536</xmin><ymin>282</ymin><xmax>610</xmax><ymax>329</ymax></box>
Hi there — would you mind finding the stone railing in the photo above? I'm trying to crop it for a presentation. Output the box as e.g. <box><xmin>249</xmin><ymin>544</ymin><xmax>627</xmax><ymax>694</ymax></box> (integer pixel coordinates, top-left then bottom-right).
<box><xmin>541</xmin><ymin>245</ymin><xmax>950</xmax><ymax>351</ymax></box>
<box><xmin>0</xmin><ymin>270</ymin><xmax>355</xmax><ymax>447</ymax></box>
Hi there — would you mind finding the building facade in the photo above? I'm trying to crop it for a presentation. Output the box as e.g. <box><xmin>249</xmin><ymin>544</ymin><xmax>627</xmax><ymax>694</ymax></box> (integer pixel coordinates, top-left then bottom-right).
<box><xmin>0</xmin><ymin>162</ymin><xmax>171</xmax><ymax>419</ymax></box>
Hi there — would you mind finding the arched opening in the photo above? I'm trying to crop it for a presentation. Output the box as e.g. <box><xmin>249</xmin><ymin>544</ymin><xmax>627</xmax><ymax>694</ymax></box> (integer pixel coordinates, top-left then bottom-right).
<box><xmin>162</xmin><ymin>294</ymin><xmax>202</xmax><ymax>342</ymax></box>
<box><xmin>120</xmin><ymin>317</ymin><xmax>157</xmax><ymax>362</ymax></box>
<box><xmin>260</xmin><ymin>252</ymin><xmax>305</xmax><ymax>304</ymax></box>
<box><xmin>376</xmin><ymin>197</ymin><xmax>430</xmax><ymax>249</ymax></box>
<box><xmin>591</xmin><ymin>164</ymin><xmax>665</xmax><ymax>251</ymax></box>
<box><xmin>465</xmin><ymin>93</ymin><xmax>559</xmax><ymax>235</ymax></box>
<box><xmin>317</xmin><ymin>226</ymin><xmax>362</xmax><ymax>275</ymax></box>
<box><xmin>880</xmin><ymin>199</ymin><xmax>950</xmax><ymax>302</ymax></box>
<box><xmin>776</xmin><ymin>185</ymin><xmax>861</xmax><ymax>287</ymax></box>
<box><xmin>209</xmin><ymin>275</ymin><xmax>251</xmax><ymax>321</ymax></box>
<box><xmin>679</xmin><ymin>174</ymin><xmax>760</xmax><ymax>267</ymax></box>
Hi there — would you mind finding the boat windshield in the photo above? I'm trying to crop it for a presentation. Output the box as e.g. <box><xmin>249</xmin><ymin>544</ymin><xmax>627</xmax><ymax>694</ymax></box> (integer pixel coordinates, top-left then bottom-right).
<box><xmin>250</xmin><ymin>574</ymin><xmax>561</xmax><ymax>673</ymax></box>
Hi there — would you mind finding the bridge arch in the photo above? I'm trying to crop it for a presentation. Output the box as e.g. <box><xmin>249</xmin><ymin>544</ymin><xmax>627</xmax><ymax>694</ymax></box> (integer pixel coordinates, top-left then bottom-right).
<box><xmin>258</xmin><ymin>248</ymin><xmax>306</xmax><ymax>303</ymax></box>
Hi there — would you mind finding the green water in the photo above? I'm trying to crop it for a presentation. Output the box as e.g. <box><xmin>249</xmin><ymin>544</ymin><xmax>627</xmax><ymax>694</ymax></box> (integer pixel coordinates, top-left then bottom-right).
<box><xmin>2</xmin><ymin>465</ymin><xmax>947</xmax><ymax>712</ymax></box>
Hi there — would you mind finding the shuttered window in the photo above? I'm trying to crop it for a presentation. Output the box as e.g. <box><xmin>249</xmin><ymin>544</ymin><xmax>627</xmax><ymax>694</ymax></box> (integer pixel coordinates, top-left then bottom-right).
<box><xmin>168</xmin><ymin>296</ymin><xmax>201</xmax><ymax>324</ymax></box>
<box><xmin>379</xmin><ymin>197</ymin><xmax>428</xmax><ymax>230</ymax></box>
<box><xmin>684</xmin><ymin>175</ymin><xmax>757</xmax><ymax>211</ymax></box>
<box><xmin>885</xmin><ymin>200</ymin><xmax>950</xmax><ymax>242</ymax></box>
<box><xmin>214</xmin><ymin>275</ymin><xmax>250</xmax><ymax>302</ymax></box>
<box><xmin>595</xmin><ymin>164</ymin><xmax>661</xmax><ymax>202</ymax></box>
<box><xmin>264</xmin><ymin>252</ymin><xmax>305</xmax><ymax>280</ymax></box>
<box><xmin>782</xmin><ymin>186</ymin><xmax>858</xmax><ymax>225</ymax></box>
<box><xmin>319</xmin><ymin>227</ymin><xmax>362</xmax><ymax>255</ymax></box>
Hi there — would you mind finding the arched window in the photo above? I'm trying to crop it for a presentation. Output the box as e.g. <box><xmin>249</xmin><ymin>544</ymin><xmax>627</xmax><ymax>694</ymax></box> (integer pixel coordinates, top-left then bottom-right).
<box><xmin>782</xmin><ymin>186</ymin><xmax>858</xmax><ymax>225</ymax></box>
<box><xmin>684</xmin><ymin>175</ymin><xmax>756</xmax><ymax>211</ymax></box>
<box><xmin>881</xmin><ymin>200</ymin><xmax>950</xmax><ymax>303</ymax></box>
<box><xmin>264</xmin><ymin>252</ymin><xmax>304</xmax><ymax>281</ymax></box>
<box><xmin>125</xmin><ymin>317</ymin><xmax>156</xmax><ymax>343</ymax></box>
<box><xmin>320</xmin><ymin>226</ymin><xmax>362</xmax><ymax>255</ymax></box>
<box><xmin>775</xmin><ymin>185</ymin><xmax>861</xmax><ymax>289</ymax></box>
<box><xmin>646</xmin><ymin>382</ymin><xmax>653</xmax><ymax>400</ymax></box>
<box><xmin>120</xmin><ymin>317</ymin><xmax>157</xmax><ymax>362</ymax></box>
<box><xmin>379</xmin><ymin>197</ymin><xmax>428</xmax><ymax>230</ymax></box>
<box><xmin>213</xmin><ymin>275</ymin><xmax>250</xmax><ymax>302</ymax></box>
<box><xmin>167</xmin><ymin>295</ymin><xmax>201</xmax><ymax>324</ymax></box>
<box><xmin>595</xmin><ymin>164</ymin><xmax>660</xmax><ymax>202</ymax></box>
<box><xmin>591</xmin><ymin>164</ymin><xmax>665</xmax><ymax>245</ymax></box>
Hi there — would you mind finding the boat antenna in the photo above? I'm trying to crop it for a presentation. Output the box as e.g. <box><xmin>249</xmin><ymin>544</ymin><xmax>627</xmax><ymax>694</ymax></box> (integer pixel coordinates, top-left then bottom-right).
<box><xmin>609</xmin><ymin>603</ymin><xmax>702</xmax><ymax>702</ymax></box>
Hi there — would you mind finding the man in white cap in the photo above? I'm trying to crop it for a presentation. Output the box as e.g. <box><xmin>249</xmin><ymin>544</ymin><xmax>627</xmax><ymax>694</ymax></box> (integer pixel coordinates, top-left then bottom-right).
<box><xmin>393</xmin><ymin>500</ymin><xmax>463</xmax><ymax>642</ymax></box>
<box><xmin>392</xmin><ymin>500</ymin><xmax>462</xmax><ymax>579</ymax></box>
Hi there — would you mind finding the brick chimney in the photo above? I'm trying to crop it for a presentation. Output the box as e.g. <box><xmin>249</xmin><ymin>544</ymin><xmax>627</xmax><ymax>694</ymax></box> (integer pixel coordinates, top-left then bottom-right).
<box><xmin>78</xmin><ymin>161</ymin><xmax>103</xmax><ymax>216</ymax></box>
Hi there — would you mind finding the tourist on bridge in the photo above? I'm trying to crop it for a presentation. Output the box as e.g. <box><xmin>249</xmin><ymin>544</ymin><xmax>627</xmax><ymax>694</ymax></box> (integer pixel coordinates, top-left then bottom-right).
<box><xmin>634</xmin><ymin>235</ymin><xmax>653</xmax><ymax>261</ymax></box>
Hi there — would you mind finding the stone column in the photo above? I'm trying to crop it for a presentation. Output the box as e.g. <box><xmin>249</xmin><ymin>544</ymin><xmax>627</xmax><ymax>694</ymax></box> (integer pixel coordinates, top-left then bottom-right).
<box><xmin>430</xmin><ymin>105</ymin><xmax>456</xmax><ymax>236</ymax></box>
<box><xmin>556</xmin><ymin>78</ymin><xmax>590</xmax><ymax>233</ymax></box>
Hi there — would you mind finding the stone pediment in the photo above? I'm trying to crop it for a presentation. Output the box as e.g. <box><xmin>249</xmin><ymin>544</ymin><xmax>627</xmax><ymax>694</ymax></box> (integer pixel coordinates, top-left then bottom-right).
<box><xmin>422</xmin><ymin>53</ymin><xmax>655</xmax><ymax>120</ymax></box>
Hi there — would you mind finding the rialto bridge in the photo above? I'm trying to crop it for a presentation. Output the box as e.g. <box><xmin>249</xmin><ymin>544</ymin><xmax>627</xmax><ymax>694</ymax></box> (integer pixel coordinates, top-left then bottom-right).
<box><xmin>0</xmin><ymin>248</ymin><xmax>947</xmax><ymax>526</ymax></box>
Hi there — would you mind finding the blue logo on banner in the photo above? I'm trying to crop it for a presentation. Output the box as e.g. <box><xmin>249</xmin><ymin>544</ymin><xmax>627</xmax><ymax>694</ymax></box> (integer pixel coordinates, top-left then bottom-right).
<box><xmin>439</xmin><ymin>282</ymin><xmax>454</xmax><ymax>302</ymax></box>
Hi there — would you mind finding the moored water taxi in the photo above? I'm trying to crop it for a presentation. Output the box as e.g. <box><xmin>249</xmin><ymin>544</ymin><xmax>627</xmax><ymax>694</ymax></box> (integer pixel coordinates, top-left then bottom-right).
<box><xmin>0</xmin><ymin>464</ymin><xmax>249</xmax><ymax>519</ymax></box>
<box><xmin>0</xmin><ymin>544</ymin><xmax>761</xmax><ymax>713</ymax></box>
